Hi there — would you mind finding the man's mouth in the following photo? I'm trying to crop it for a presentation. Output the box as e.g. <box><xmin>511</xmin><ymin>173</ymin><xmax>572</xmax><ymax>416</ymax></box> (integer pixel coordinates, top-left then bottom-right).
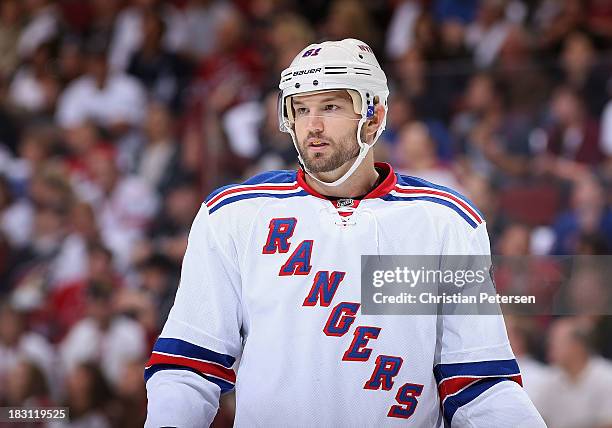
<box><xmin>307</xmin><ymin>139</ymin><xmax>329</xmax><ymax>148</ymax></box>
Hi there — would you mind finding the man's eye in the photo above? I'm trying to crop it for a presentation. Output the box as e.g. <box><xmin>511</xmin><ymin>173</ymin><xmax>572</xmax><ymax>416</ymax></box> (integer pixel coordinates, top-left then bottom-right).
<box><xmin>324</xmin><ymin>104</ymin><xmax>340</xmax><ymax>111</ymax></box>
<box><xmin>295</xmin><ymin>107</ymin><xmax>308</xmax><ymax>116</ymax></box>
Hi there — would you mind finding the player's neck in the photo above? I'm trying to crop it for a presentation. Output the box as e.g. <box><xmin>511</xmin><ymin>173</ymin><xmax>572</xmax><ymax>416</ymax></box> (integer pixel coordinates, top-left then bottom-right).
<box><xmin>304</xmin><ymin>158</ymin><xmax>379</xmax><ymax>199</ymax></box>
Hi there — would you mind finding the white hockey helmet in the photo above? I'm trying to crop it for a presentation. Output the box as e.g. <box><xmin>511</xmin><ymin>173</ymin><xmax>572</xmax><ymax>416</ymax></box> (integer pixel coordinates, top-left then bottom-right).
<box><xmin>278</xmin><ymin>38</ymin><xmax>389</xmax><ymax>186</ymax></box>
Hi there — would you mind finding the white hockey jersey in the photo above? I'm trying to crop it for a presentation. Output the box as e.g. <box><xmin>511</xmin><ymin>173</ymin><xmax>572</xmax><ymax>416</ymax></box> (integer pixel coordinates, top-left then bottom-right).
<box><xmin>145</xmin><ymin>163</ymin><xmax>544</xmax><ymax>427</ymax></box>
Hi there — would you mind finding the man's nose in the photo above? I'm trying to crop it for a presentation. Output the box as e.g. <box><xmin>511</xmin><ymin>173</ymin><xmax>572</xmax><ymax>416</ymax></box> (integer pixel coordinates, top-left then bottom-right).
<box><xmin>306</xmin><ymin>113</ymin><xmax>324</xmax><ymax>133</ymax></box>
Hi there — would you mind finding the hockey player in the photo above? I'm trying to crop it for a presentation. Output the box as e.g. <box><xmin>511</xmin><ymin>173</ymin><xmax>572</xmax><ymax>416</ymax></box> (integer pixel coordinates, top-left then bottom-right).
<box><xmin>145</xmin><ymin>39</ymin><xmax>546</xmax><ymax>427</ymax></box>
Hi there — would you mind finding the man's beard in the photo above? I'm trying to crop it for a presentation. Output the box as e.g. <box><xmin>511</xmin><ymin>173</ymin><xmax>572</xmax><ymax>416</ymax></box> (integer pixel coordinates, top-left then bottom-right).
<box><xmin>298</xmin><ymin>131</ymin><xmax>361</xmax><ymax>173</ymax></box>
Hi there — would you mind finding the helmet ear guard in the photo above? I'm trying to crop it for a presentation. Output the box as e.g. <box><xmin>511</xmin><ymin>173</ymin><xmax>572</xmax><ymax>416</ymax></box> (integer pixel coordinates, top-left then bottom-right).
<box><xmin>278</xmin><ymin>39</ymin><xmax>389</xmax><ymax>187</ymax></box>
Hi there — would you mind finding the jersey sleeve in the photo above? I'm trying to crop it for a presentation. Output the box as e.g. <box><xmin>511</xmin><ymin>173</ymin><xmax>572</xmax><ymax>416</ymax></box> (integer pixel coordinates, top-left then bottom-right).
<box><xmin>145</xmin><ymin>203</ymin><xmax>243</xmax><ymax>428</ymax></box>
<box><xmin>435</xmin><ymin>221</ymin><xmax>545</xmax><ymax>427</ymax></box>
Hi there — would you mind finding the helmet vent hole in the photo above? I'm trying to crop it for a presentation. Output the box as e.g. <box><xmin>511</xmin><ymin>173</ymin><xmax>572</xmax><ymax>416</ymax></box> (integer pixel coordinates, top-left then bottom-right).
<box><xmin>313</xmin><ymin>80</ymin><xmax>319</xmax><ymax>86</ymax></box>
<box><xmin>358</xmin><ymin>54</ymin><xmax>363</xmax><ymax>59</ymax></box>
<box><xmin>295</xmin><ymin>83</ymin><xmax>300</xmax><ymax>88</ymax></box>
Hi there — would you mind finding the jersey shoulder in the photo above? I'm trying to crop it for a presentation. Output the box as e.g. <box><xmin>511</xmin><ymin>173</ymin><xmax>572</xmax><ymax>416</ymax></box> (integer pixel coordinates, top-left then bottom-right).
<box><xmin>383</xmin><ymin>173</ymin><xmax>484</xmax><ymax>229</ymax></box>
<box><xmin>204</xmin><ymin>170</ymin><xmax>306</xmax><ymax>215</ymax></box>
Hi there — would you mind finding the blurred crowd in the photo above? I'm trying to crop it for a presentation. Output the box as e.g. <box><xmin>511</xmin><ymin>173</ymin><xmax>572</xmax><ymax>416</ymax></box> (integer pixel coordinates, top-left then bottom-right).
<box><xmin>0</xmin><ymin>0</ymin><xmax>611</xmax><ymax>427</ymax></box>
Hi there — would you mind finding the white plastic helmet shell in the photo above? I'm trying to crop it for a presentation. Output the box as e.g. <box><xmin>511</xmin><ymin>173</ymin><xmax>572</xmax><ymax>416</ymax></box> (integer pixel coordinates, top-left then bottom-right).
<box><xmin>278</xmin><ymin>38</ymin><xmax>389</xmax><ymax>187</ymax></box>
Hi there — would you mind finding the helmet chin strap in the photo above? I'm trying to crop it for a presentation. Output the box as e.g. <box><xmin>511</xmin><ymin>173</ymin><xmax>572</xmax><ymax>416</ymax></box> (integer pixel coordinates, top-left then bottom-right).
<box><xmin>290</xmin><ymin>117</ymin><xmax>371</xmax><ymax>187</ymax></box>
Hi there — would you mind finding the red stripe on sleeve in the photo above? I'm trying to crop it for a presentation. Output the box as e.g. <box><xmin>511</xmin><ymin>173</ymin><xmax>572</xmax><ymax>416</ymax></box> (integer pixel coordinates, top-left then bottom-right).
<box><xmin>146</xmin><ymin>353</ymin><xmax>236</xmax><ymax>383</ymax></box>
<box><xmin>438</xmin><ymin>374</ymin><xmax>522</xmax><ymax>402</ymax></box>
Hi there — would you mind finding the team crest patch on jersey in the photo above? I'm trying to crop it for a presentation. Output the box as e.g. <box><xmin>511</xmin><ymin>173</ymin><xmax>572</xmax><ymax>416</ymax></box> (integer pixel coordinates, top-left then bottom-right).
<box><xmin>332</xmin><ymin>199</ymin><xmax>360</xmax><ymax>222</ymax></box>
<box><xmin>336</xmin><ymin>198</ymin><xmax>355</xmax><ymax>208</ymax></box>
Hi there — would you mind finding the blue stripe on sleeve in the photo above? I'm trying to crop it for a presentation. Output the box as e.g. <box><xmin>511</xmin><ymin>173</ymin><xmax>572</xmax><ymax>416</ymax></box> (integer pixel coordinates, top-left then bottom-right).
<box><xmin>153</xmin><ymin>338</ymin><xmax>236</xmax><ymax>368</ymax></box>
<box><xmin>442</xmin><ymin>377</ymin><xmax>508</xmax><ymax>423</ymax></box>
<box><xmin>433</xmin><ymin>359</ymin><xmax>520</xmax><ymax>384</ymax></box>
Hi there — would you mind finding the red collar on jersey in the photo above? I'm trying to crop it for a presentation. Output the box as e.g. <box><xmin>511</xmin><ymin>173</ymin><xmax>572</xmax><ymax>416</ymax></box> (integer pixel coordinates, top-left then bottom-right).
<box><xmin>297</xmin><ymin>162</ymin><xmax>398</xmax><ymax>200</ymax></box>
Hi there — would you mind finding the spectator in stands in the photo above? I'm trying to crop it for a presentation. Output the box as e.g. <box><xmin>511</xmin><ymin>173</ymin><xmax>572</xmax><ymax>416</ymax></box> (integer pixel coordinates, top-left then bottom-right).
<box><xmin>495</xmin><ymin>25</ymin><xmax>550</xmax><ymax>117</ymax></box>
<box><xmin>0</xmin><ymin>79</ymin><xmax>20</xmax><ymax>155</ymax></box>
<box><xmin>4</xmin><ymin>359</ymin><xmax>51</xmax><ymax>407</ymax></box>
<box><xmin>0</xmin><ymin>126</ymin><xmax>55</xmax><ymax>207</ymax></box>
<box><xmin>411</xmin><ymin>11</ymin><xmax>439</xmax><ymax>61</ymax></box>
<box><xmin>385</xmin><ymin>0</ymin><xmax>422</xmax><ymax>60</ymax></box>
<box><xmin>564</xmin><ymin>263</ymin><xmax>611</xmax><ymax>316</ymax></box>
<box><xmin>184</xmin><ymin>5</ymin><xmax>263</xmax><ymax>183</ymax></box>
<box><xmin>81</xmin><ymin>145</ymin><xmax>158</xmax><ymax>271</ymax></box>
<box><xmin>55</xmin><ymin>39</ymin><xmax>146</xmax><ymax>141</ymax></box>
<box><xmin>453</xmin><ymin>73</ymin><xmax>532</xmax><ymax>180</ymax></box>
<box><xmin>0</xmin><ymin>302</ymin><xmax>56</xmax><ymax>402</ymax></box>
<box><xmin>135</xmin><ymin>254</ymin><xmax>177</xmax><ymax>331</ymax></box>
<box><xmin>465</xmin><ymin>0</ymin><xmax>511</xmax><ymax>68</ymax></box>
<box><xmin>176</xmin><ymin>0</ymin><xmax>234</xmax><ymax>62</ymax></box>
<box><xmin>505</xmin><ymin>315</ymin><xmax>550</xmax><ymax>413</ymax></box>
<box><xmin>57</xmin><ymin>362</ymin><xmax>113</xmax><ymax>428</ymax></box>
<box><xmin>557</xmin><ymin>32</ymin><xmax>609</xmax><ymax>117</ymax></box>
<box><xmin>127</xmin><ymin>9</ymin><xmax>192</xmax><ymax>111</ymax></box>
<box><xmin>0</xmin><ymin>173</ymin><xmax>33</xmax><ymax>250</ymax></box>
<box><xmin>16</xmin><ymin>0</ymin><xmax>60</xmax><ymax>61</ymax></box>
<box><xmin>551</xmin><ymin>172</ymin><xmax>612</xmax><ymax>254</ymax></box>
<box><xmin>70</xmin><ymin>201</ymin><xmax>100</xmax><ymax>246</ymax></box>
<box><xmin>191</xmin><ymin>5</ymin><xmax>263</xmax><ymax>116</ymax></box>
<box><xmin>0</xmin><ymin>0</ymin><xmax>21</xmax><ymax>78</ymax></box>
<box><xmin>378</xmin><ymin>94</ymin><xmax>416</xmax><ymax>151</ymax></box>
<box><xmin>396</xmin><ymin>121</ymin><xmax>461</xmax><ymax>189</ymax></box>
<box><xmin>453</xmin><ymin>73</ymin><xmax>501</xmax><ymax>179</ymax></box>
<box><xmin>584</xmin><ymin>0</ymin><xmax>612</xmax><ymax>46</ymax></box>
<box><xmin>132</xmin><ymin>178</ymin><xmax>198</xmax><ymax>268</ymax></box>
<box><xmin>462</xmin><ymin>174</ymin><xmax>508</xmax><ymax>247</ymax></box>
<box><xmin>496</xmin><ymin>222</ymin><xmax>531</xmax><ymax>256</ymax></box>
<box><xmin>108</xmin><ymin>0</ymin><xmax>185</xmax><ymax>72</ymax></box>
<box><xmin>79</xmin><ymin>0</ymin><xmax>121</xmax><ymax>53</ymax></box>
<box><xmin>8</xmin><ymin>168</ymin><xmax>86</xmax><ymax>290</ymax></box>
<box><xmin>599</xmin><ymin>80</ymin><xmax>612</xmax><ymax>160</ymax></box>
<box><xmin>268</xmin><ymin>13</ymin><xmax>315</xmax><ymax>80</ymax></box>
<box><xmin>60</xmin><ymin>280</ymin><xmax>146</xmax><ymax>388</ymax></box>
<box><xmin>56</xmin><ymin>37</ymin><xmax>84</xmax><ymax>87</ymax></box>
<box><xmin>9</xmin><ymin>42</ymin><xmax>60</xmax><ymax>115</ymax></box>
<box><xmin>493</xmin><ymin>221</ymin><xmax>564</xmax><ymax>307</ymax></box>
<box><xmin>436</xmin><ymin>17</ymin><xmax>471</xmax><ymax>63</ymax></box>
<box><xmin>114</xmin><ymin>359</ymin><xmax>147</xmax><ymax>428</ymax></box>
<box><xmin>224</xmin><ymin>91</ymin><xmax>294</xmax><ymax>176</ymax></box>
<box><xmin>49</xmin><ymin>242</ymin><xmax>122</xmax><ymax>342</ymax></box>
<box><xmin>539</xmin><ymin>317</ymin><xmax>612</xmax><ymax>428</ymax></box>
<box><xmin>254</xmin><ymin>91</ymin><xmax>299</xmax><ymax>171</ymax></box>
<box><xmin>576</xmin><ymin>232</ymin><xmax>611</xmax><ymax>255</ymax></box>
<box><xmin>395</xmin><ymin>47</ymin><xmax>451</xmax><ymax>121</ymax></box>
<box><xmin>134</xmin><ymin>101</ymin><xmax>182</xmax><ymax>194</ymax></box>
<box><xmin>324</xmin><ymin>0</ymin><xmax>381</xmax><ymax>52</ymax></box>
<box><xmin>114</xmin><ymin>285</ymin><xmax>158</xmax><ymax>346</ymax></box>
<box><xmin>536</xmin><ymin>0</ymin><xmax>583</xmax><ymax>52</ymax></box>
